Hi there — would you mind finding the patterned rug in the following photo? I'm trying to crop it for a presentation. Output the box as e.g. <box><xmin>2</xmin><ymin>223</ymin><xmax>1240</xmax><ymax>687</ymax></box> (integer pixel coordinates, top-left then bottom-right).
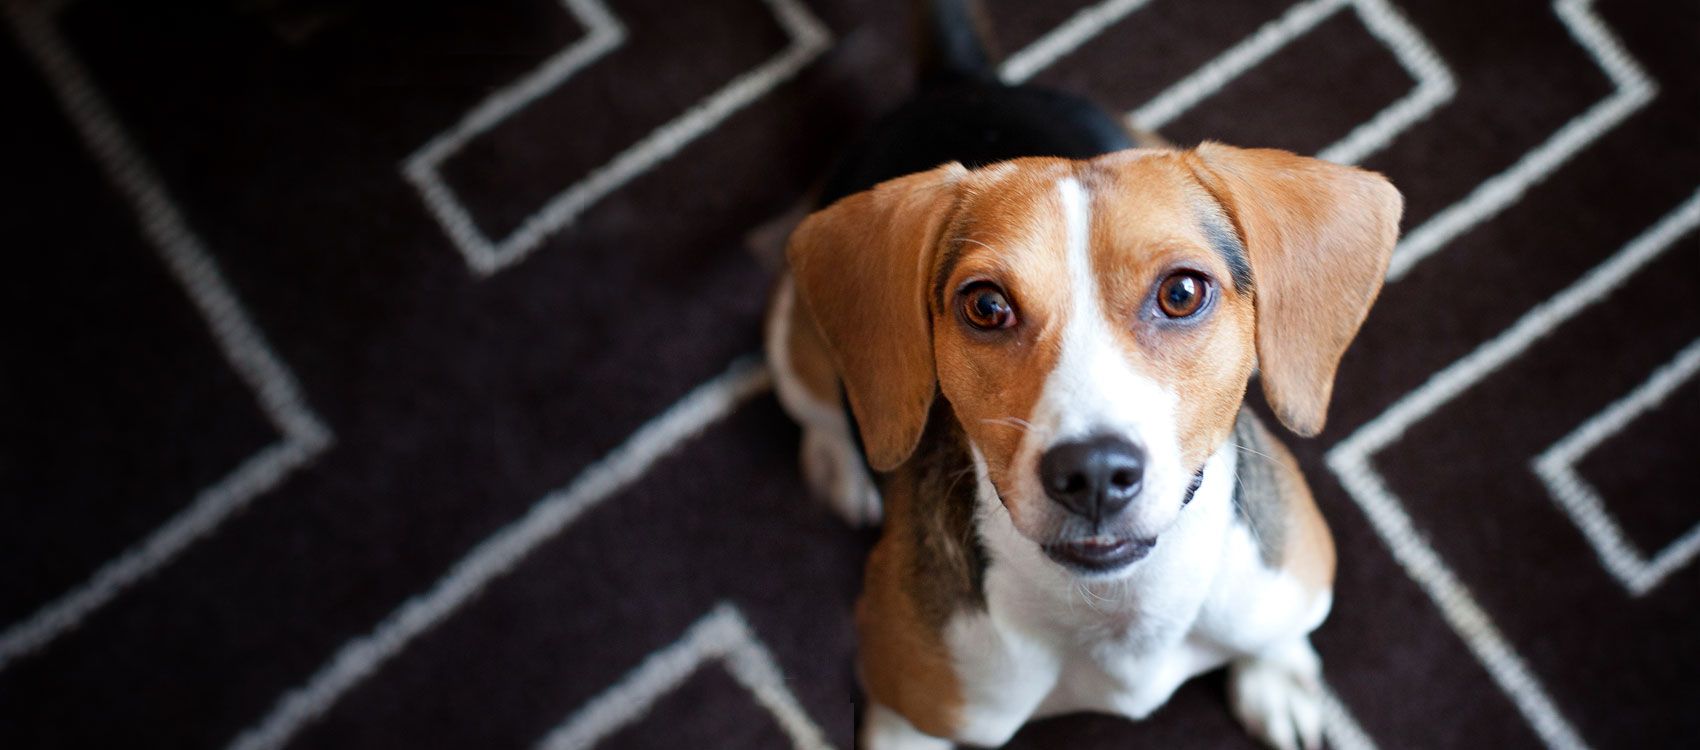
<box><xmin>2</xmin><ymin>0</ymin><xmax>1695</xmax><ymax>747</ymax></box>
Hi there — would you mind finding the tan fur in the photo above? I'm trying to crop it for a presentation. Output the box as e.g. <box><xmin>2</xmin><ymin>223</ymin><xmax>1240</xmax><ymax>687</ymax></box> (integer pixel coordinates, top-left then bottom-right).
<box><xmin>857</xmin><ymin>531</ymin><xmax>963</xmax><ymax>738</ymax></box>
<box><xmin>787</xmin><ymin>164</ymin><xmax>968</xmax><ymax>471</ymax></box>
<box><xmin>855</xmin><ymin>414</ymin><xmax>983</xmax><ymax>737</ymax></box>
<box><xmin>1183</xmin><ymin>143</ymin><xmax>1402</xmax><ymax>436</ymax></box>
<box><xmin>1281</xmin><ymin>467</ymin><xmax>1336</xmax><ymax>596</ymax></box>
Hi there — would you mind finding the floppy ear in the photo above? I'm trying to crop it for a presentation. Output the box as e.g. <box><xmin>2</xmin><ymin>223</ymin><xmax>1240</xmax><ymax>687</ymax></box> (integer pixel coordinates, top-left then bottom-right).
<box><xmin>786</xmin><ymin>163</ymin><xmax>966</xmax><ymax>471</ymax></box>
<box><xmin>1186</xmin><ymin>143</ymin><xmax>1402</xmax><ymax>436</ymax></box>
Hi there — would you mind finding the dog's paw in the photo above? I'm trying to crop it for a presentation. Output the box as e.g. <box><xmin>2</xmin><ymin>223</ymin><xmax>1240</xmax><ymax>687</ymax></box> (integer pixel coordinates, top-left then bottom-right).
<box><xmin>801</xmin><ymin>428</ymin><xmax>882</xmax><ymax>526</ymax></box>
<box><xmin>1229</xmin><ymin>642</ymin><xmax>1325</xmax><ymax>750</ymax></box>
<box><xmin>863</xmin><ymin>703</ymin><xmax>953</xmax><ymax>750</ymax></box>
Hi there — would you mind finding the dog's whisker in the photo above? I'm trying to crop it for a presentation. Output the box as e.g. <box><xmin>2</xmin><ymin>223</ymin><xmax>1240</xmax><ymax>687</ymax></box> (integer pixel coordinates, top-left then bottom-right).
<box><xmin>979</xmin><ymin>416</ymin><xmax>1048</xmax><ymax>438</ymax></box>
<box><xmin>1074</xmin><ymin>581</ymin><xmax>1107</xmax><ymax>614</ymax></box>
<box><xmin>1229</xmin><ymin>440</ymin><xmax>1279</xmax><ymax>464</ymax></box>
<box><xmin>1080</xmin><ymin>581</ymin><xmax>1113</xmax><ymax>606</ymax></box>
<box><xmin>943</xmin><ymin>466</ymin><xmax>973</xmax><ymax>506</ymax></box>
<box><xmin>1229</xmin><ymin>466</ymin><xmax>1269</xmax><ymax>552</ymax></box>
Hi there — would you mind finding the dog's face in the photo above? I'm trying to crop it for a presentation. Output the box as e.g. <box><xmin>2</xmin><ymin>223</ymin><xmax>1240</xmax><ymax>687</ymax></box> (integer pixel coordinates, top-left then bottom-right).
<box><xmin>929</xmin><ymin>157</ymin><xmax>1256</xmax><ymax>572</ymax></box>
<box><xmin>789</xmin><ymin>145</ymin><xmax>1400</xmax><ymax>577</ymax></box>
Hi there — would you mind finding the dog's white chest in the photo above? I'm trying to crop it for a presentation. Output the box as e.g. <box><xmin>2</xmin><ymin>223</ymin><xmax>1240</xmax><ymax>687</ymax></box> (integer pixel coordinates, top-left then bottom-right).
<box><xmin>1040</xmin><ymin>627</ymin><xmax>1232</xmax><ymax>720</ymax></box>
<box><xmin>941</xmin><ymin>456</ymin><xmax>1239</xmax><ymax>747</ymax></box>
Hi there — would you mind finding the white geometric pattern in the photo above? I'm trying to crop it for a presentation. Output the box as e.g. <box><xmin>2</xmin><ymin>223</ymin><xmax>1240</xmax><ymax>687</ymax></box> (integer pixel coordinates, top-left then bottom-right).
<box><xmin>1328</xmin><ymin>188</ymin><xmax>1700</xmax><ymax>750</ymax></box>
<box><xmin>0</xmin><ymin>0</ymin><xmax>332</xmax><ymax>672</ymax></box>
<box><xmin>1126</xmin><ymin>0</ymin><xmax>1454</xmax><ymax>166</ymax></box>
<box><xmin>227</xmin><ymin>360</ymin><xmax>772</xmax><ymax>750</ymax></box>
<box><xmin>533</xmin><ymin>603</ymin><xmax>833</xmax><ymax>750</ymax></box>
<box><xmin>403</xmin><ymin>0</ymin><xmax>831</xmax><ymax>276</ymax></box>
<box><xmin>1533</xmin><ymin>338</ymin><xmax>1700</xmax><ymax>597</ymax></box>
<box><xmin>998</xmin><ymin>0</ymin><xmax>1156</xmax><ymax>83</ymax></box>
<box><xmin>999</xmin><ymin>0</ymin><xmax>1455</xmax><ymax>167</ymax></box>
<box><xmin>1387</xmin><ymin>0</ymin><xmax>1656</xmax><ymax>280</ymax></box>
<box><xmin>12</xmin><ymin>0</ymin><xmax>1675</xmax><ymax>746</ymax></box>
<box><xmin>232</xmin><ymin>4</ymin><xmax>1441</xmax><ymax>745</ymax></box>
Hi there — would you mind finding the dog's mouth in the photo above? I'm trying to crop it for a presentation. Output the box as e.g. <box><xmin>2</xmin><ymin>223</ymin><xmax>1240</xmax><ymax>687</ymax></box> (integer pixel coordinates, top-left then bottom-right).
<box><xmin>1042</xmin><ymin>535</ymin><xmax>1156</xmax><ymax>573</ymax></box>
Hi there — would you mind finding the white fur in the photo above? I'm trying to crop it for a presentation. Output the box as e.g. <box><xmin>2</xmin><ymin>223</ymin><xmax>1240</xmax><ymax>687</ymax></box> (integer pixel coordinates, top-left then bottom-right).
<box><xmin>766</xmin><ymin>273</ymin><xmax>882</xmax><ymax>525</ymax></box>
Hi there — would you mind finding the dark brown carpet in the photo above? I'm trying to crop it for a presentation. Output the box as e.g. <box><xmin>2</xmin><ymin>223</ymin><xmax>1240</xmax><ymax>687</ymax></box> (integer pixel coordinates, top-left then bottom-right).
<box><xmin>1</xmin><ymin>0</ymin><xmax>1695</xmax><ymax>748</ymax></box>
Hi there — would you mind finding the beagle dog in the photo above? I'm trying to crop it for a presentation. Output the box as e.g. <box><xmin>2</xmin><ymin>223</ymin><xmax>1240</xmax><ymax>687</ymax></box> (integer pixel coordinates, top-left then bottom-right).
<box><xmin>765</xmin><ymin>3</ymin><xmax>1401</xmax><ymax>749</ymax></box>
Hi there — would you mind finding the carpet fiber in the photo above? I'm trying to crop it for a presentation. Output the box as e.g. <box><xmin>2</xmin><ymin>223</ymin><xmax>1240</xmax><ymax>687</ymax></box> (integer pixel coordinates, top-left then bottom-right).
<box><xmin>2</xmin><ymin>0</ymin><xmax>1696</xmax><ymax>747</ymax></box>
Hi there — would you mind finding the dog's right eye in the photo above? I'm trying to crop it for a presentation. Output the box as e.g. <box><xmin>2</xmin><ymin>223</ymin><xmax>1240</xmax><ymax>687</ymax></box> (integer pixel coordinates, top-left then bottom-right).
<box><xmin>961</xmin><ymin>284</ymin><xmax>1017</xmax><ymax>331</ymax></box>
<box><xmin>1156</xmin><ymin>271</ymin><xmax>1209</xmax><ymax>318</ymax></box>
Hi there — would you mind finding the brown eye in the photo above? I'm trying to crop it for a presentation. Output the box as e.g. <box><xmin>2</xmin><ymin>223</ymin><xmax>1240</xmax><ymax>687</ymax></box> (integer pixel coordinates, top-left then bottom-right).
<box><xmin>961</xmin><ymin>284</ymin><xmax>1017</xmax><ymax>330</ymax></box>
<box><xmin>1157</xmin><ymin>272</ymin><xmax>1208</xmax><ymax>318</ymax></box>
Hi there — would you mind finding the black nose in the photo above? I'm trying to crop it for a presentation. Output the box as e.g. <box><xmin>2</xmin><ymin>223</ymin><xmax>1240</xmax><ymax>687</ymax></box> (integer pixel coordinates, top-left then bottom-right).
<box><xmin>1040</xmin><ymin>436</ymin><xmax>1146</xmax><ymax>522</ymax></box>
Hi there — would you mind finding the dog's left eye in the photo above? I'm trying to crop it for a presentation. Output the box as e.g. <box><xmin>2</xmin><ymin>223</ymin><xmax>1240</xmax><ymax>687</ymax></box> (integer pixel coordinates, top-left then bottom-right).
<box><xmin>961</xmin><ymin>284</ymin><xmax>1017</xmax><ymax>330</ymax></box>
<box><xmin>1157</xmin><ymin>272</ymin><xmax>1209</xmax><ymax>318</ymax></box>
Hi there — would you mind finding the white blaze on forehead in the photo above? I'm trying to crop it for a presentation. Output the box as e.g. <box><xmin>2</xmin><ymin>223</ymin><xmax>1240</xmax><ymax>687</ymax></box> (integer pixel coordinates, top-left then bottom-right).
<box><xmin>1044</xmin><ymin>177</ymin><xmax>1174</xmax><ymax>440</ymax></box>
<box><xmin>1054</xmin><ymin>176</ymin><xmax>1112</xmax><ymax>440</ymax></box>
<box><xmin>1059</xmin><ymin>176</ymin><xmax>1095</xmax><ymax>342</ymax></box>
<box><xmin>1015</xmin><ymin>177</ymin><xmax>1188</xmax><ymax>534</ymax></box>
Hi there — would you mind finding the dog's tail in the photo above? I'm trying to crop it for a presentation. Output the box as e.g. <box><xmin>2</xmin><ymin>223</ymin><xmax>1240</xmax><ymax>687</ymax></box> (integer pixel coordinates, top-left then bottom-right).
<box><xmin>914</xmin><ymin>0</ymin><xmax>998</xmax><ymax>87</ymax></box>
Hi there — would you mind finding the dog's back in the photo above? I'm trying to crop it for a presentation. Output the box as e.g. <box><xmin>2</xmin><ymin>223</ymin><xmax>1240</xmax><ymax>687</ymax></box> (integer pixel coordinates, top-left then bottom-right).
<box><xmin>817</xmin><ymin>0</ymin><xmax>1137</xmax><ymax>204</ymax></box>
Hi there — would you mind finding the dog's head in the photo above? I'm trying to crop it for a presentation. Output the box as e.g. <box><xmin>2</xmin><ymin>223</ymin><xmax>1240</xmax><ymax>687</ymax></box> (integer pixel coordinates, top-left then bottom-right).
<box><xmin>788</xmin><ymin>145</ymin><xmax>1400</xmax><ymax>577</ymax></box>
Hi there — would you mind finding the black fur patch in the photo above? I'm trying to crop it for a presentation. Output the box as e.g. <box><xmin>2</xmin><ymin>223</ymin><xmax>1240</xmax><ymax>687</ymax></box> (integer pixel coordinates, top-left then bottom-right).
<box><xmin>1230</xmin><ymin>410</ymin><xmax>1287</xmax><ymax>567</ymax></box>
<box><xmin>1198</xmin><ymin>204</ymin><xmax>1252</xmax><ymax>292</ymax></box>
<box><xmin>888</xmin><ymin>398</ymin><xmax>990</xmax><ymax>622</ymax></box>
<box><xmin>1182</xmin><ymin>469</ymin><xmax>1205</xmax><ymax>505</ymax></box>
